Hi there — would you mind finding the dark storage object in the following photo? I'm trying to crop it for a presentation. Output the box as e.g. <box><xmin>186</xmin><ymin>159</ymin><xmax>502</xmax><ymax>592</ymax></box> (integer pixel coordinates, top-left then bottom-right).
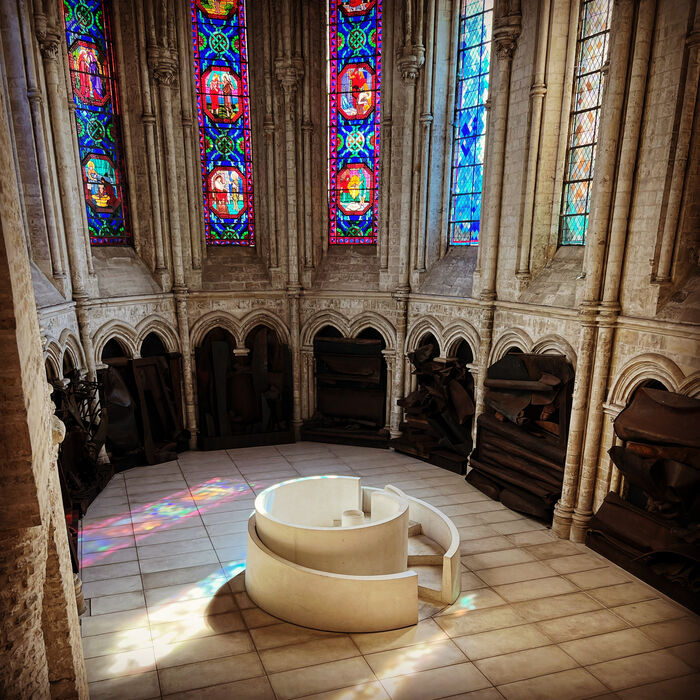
<box><xmin>390</xmin><ymin>343</ymin><xmax>475</xmax><ymax>474</ymax></box>
<box><xmin>467</xmin><ymin>353</ymin><xmax>574</xmax><ymax>520</ymax></box>
<box><xmin>587</xmin><ymin>388</ymin><xmax>700</xmax><ymax>613</ymax></box>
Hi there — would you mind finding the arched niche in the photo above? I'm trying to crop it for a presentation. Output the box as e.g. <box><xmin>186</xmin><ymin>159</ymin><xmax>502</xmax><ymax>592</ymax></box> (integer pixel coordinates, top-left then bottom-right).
<box><xmin>306</xmin><ymin>324</ymin><xmax>388</xmax><ymax>447</ymax></box>
<box><xmin>140</xmin><ymin>332</ymin><xmax>168</xmax><ymax>358</ymax></box>
<box><xmin>45</xmin><ymin>357</ymin><xmax>60</xmax><ymax>384</ymax></box>
<box><xmin>416</xmin><ymin>332</ymin><xmax>440</xmax><ymax>360</ymax></box>
<box><xmin>101</xmin><ymin>337</ymin><xmax>129</xmax><ymax>363</ymax></box>
<box><xmin>62</xmin><ymin>349</ymin><xmax>76</xmax><ymax>378</ymax></box>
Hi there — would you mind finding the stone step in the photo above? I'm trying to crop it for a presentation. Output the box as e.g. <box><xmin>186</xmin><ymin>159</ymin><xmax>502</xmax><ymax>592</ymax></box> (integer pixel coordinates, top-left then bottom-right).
<box><xmin>408</xmin><ymin>520</ymin><xmax>422</xmax><ymax>537</ymax></box>
<box><xmin>412</xmin><ymin>564</ymin><xmax>444</xmax><ymax>603</ymax></box>
<box><xmin>407</xmin><ymin>534</ymin><xmax>444</xmax><ymax>566</ymax></box>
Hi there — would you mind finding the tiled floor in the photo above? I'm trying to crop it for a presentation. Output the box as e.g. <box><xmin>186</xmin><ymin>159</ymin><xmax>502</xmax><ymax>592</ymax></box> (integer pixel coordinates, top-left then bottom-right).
<box><xmin>79</xmin><ymin>443</ymin><xmax>700</xmax><ymax>700</ymax></box>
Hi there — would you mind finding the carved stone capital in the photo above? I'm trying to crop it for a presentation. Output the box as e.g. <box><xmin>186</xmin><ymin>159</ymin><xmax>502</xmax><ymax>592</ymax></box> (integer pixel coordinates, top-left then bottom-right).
<box><xmin>27</xmin><ymin>88</ymin><xmax>42</xmax><ymax>106</ymax></box>
<box><xmin>493</xmin><ymin>31</ymin><xmax>519</xmax><ymax>60</ymax></box>
<box><xmin>396</xmin><ymin>44</ymin><xmax>425</xmax><ymax>82</ymax></box>
<box><xmin>150</xmin><ymin>47</ymin><xmax>179</xmax><ymax>87</ymax></box>
<box><xmin>275</xmin><ymin>57</ymin><xmax>304</xmax><ymax>96</ymax></box>
<box><xmin>493</xmin><ymin>10</ymin><xmax>521</xmax><ymax>61</ymax></box>
<box><xmin>39</xmin><ymin>28</ymin><xmax>61</xmax><ymax>61</ymax></box>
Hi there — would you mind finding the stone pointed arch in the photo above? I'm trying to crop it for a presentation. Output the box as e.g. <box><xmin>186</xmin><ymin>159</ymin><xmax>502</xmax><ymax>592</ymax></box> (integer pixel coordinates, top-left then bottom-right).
<box><xmin>349</xmin><ymin>312</ymin><xmax>396</xmax><ymax>351</ymax></box>
<box><xmin>58</xmin><ymin>329</ymin><xmax>87</xmax><ymax>371</ymax></box>
<box><xmin>442</xmin><ymin>321</ymin><xmax>480</xmax><ymax>360</ymax></box>
<box><xmin>239</xmin><ymin>309</ymin><xmax>291</xmax><ymax>347</ymax></box>
<box><xmin>44</xmin><ymin>341</ymin><xmax>62</xmax><ymax>379</ymax></box>
<box><xmin>300</xmin><ymin>310</ymin><xmax>352</xmax><ymax>346</ymax></box>
<box><xmin>135</xmin><ymin>315</ymin><xmax>181</xmax><ymax>354</ymax></box>
<box><xmin>405</xmin><ymin>316</ymin><xmax>444</xmax><ymax>355</ymax></box>
<box><xmin>607</xmin><ymin>353</ymin><xmax>686</xmax><ymax>407</ymax></box>
<box><xmin>531</xmin><ymin>334</ymin><xmax>577</xmax><ymax>369</ymax></box>
<box><xmin>489</xmin><ymin>328</ymin><xmax>533</xmax><ymax>364</ymax></box>
<box><xmin>189</xmin><ymin>311</ymin><xmax>241</xmax><ymax>348</ymax></box>
<box><xmin>679</xmin><ymin>372</ymin><xmax>700</xmax><ymax>398</ymax></box>
<box><xmin>92</xmin><ymin>320</ymin><xmax>138</xmax><ymax>363</ymax></box>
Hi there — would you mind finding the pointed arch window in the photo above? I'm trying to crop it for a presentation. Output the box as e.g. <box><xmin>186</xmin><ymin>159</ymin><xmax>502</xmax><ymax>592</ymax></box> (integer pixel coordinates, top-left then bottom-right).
<box><xmin>327</xmin><ymin>0</ymin><xmax>383</xmax><ymax>245</ymax></box>
<box><xmin>62</xmin><ymin>0</ymin><xmax>132</xmax><ymax>245</ymax></box>
<box><xmin>559</xmin><ymin>0</ymin><xmax>612</xmax><ymax>245</ymax></box>
<box><xmin>191</xmin><ymin>0</ymin><xmax>255</xmax><ymax>245</ymax></box>
<box><xmin>448</xmin><ymin>0</ymin><xmax>493</xmax><ymax>246</ymax></box>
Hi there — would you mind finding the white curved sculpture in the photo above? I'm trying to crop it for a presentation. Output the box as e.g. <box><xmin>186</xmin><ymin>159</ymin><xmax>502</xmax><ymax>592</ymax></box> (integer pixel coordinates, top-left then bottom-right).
<box><xmin>245</xmin><ymin>475</ymin><xmax>461</xmax><ymax>633</ymax></box>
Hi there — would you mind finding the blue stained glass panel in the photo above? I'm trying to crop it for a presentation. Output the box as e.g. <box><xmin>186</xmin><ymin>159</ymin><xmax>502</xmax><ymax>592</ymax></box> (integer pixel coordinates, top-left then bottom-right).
<box><xmin>328</xmin><ymin>0</ymin><xmax>383</xmax><ymax>245</ymax></box>
<box><xmin>448</xmin><ymin>0</ymin><xmax>493</xmax><ymax>245</ymax></box>
<box><xmin>191</xmin><ymin>0</ymin><xmax>255</xmax><ymax>245</ymax></box>
<box><xmin>62</xmin><ymin>0</ymin><xmax>131</xmax><ymax>245</ymax></box>
<box><xmin>559</xmin><ymin>0</ymin><xmax>612</xmax><ymax>245</ymax></box>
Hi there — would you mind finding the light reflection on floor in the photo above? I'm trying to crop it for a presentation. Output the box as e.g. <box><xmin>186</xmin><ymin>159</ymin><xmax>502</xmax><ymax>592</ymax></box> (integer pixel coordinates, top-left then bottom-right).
<box><xmin>80</xmin><ymin>478</ymin><xmax>250</xmax><ymax>567</ymax></box>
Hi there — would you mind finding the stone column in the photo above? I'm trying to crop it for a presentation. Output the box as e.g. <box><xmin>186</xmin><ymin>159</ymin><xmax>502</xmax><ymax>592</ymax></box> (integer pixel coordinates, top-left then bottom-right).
<box><xmin>473</xmin><ymin>3</ymin><xmax>520</xmax><ymax>420</ymax></box>
<box><xmin>301</xmin><ymin>345</ymin><xmax>314</xmax><ymax>420</ymax></box>
<box><xmin>382</xmin><ymin>349</ymin><xmax>395</xmax><ymax>432</ymax></box>
<box><xmin>654</xmin><ymin>3</ymin><xmax>700</xmax><ymax>283</ymax></box>
<box><xmin>570</xmin><ymin>0</ymin><xmax>654</xmax><ymax>542</ymax></box>
<box><xmin>516</xmin><ymin>0</ymin><xmax>550</xmax><ymax>285</ymax></box>
<box><xmin>552</xmin><ymin>0</ymin><xmax>635</xmax><ymax>539</ymax></box>
<box><xmin>390</xmin><ymin>289</ymin><xmax>409</xmax><ymax>437</ymax></box>
<box><xmin>276</xmin><ymin>53</ymin><xmax>304</xmax><ymax>438</ymax></box>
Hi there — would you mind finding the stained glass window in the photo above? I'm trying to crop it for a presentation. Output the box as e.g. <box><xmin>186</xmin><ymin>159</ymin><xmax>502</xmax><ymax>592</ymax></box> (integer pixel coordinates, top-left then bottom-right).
<box><xmin>62</xmin><ymin>0</ymin><xmax>131</xmax><ymax>245</ymax></box>
<box><xmin>448</xmin><ymin>0</ymin><xmax>493</xmax><ymax>246</ymax></box>
<box><xmin>328</xmin><ymin>0</ymin><xmax>382</xmax><ymax>245</ymax></box>
<box><xmin>191</xmin><ymin>0</ymin><xmax>255</xmax><ymax>246</ymax></box>
<box><xmin>559</xmin><ymin>0</ymin><xmax>612</xmax><ymax>245</ymax></box>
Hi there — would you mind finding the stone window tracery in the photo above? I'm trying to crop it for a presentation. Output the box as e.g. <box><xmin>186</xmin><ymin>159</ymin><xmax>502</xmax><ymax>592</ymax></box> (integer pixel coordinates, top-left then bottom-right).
<box><xmin>191</xmin><ymin>0</ymin><xmax>255</xmax><ymax>246</ymax></box>
<box><xmin>448</xmin><ymin>0</ymin><xmax>493</xmax><ymax>246</ymax></box>
<box><xmin>559</xmin><ymin>0</ymin><xmax>612</xmax><ymax>245</ymax></box>
<box><xmin>327</xmin><ymin>0</ymin><xmax>383</xmax><ymax>245</ymax></box>
<box><xmin>62</xmin><ymin>0</ymin><xmax>132</xmax><ymax>245</ymax></box>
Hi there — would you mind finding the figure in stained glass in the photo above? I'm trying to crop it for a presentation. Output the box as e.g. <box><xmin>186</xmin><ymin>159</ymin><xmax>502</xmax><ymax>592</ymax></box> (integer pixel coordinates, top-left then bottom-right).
<box><xmin>63</xmin><ymin>0</ymin><xmax>131</xmax><ymax>245</ymax></box>
<box><xmin>192</xmin><ymin>0</ymin><xmax>255</xmax><ymax>244</ymax></box>
<box><xmin>328</xmin><ymin>0</ymin><xmax>382</xmax><ymax>245</ymax></box>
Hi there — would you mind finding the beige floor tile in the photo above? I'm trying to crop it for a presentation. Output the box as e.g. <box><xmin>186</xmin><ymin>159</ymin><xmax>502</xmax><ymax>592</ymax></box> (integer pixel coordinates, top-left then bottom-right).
<box><xmin>297</xmin><ymin>681</ymin><xmax>390</xmax><ymax>700</ymax></box>
<box><xmin>352</xmin><ymin>619</ymin><xmax>448</xmax><ymax>654</ymax></box>
<box><xmin>91</xmin><ymin>590</ymin><xmax>146</xmax><ymax>616</ymax></box>
<box><xmin>525</xmin><ymin>541</ymin><xmax>584</xmax><ymax>560</ymax></box>
<box><xmin>251</xmin><ymin>622</ymin><xmax>341</xmax><ymax>651</ymax></box>
<box><xmin>365</xmin><ymin>639</ymin><xmax>468</xmax><ymax>679</ymax></box>
<box><xmin>462</xmin><ymin>549</ymin><xmax>536</xmax><ymax>571</ymax></box>
<box><xmin>639</xmin><ymin>616</ymin><xmax>700</xmax><ymax>646</ymax></box>
<box><xmin>138</xmin><ymin>550</ymin><xmax>219</xmax><ymax>574</ymax></box>
<box><xmin>162</xmin><ymin>675</ymin><xmax>275</xmax><ymax>700</ymax></box>
<box><xmin>83</xmin><ymin>627</ymin><xmax>153</xmax><ymax>659</ymax></box>
<box><xmin>457</xmin><ymin>525</ymin><xmax>501</xmax><ymax>541</ymax></box>
<box><xmin>146</xmin><ymin>595</ymin><xmax>238</xmax><ymax>626</ymax></box>
<box><xmin>559</xmin><ymin>628</ymin><xmax>660</xmax><ymax>665</ymax></box>
<box><xmin>586</xmin><ymin>582</ymin><xmax>657</xmax><ymax>607</ymax></box>
<box><xmin>439</xmin><ymin>589</ymin><xmax>508</xmax><ymax>616</ymax></box>
<box><xmin>234</xmin><ymin>591</ymin><xmax>256</xmax><ymax>609</ymax></box>
<box><xmin>440</xmin><ymin>688</ymin><xmax>508</xmax><ymax>700</ymax></box>
<box><xmin>140</xmin><ymin>563</ymin><xmax>230</xmax><ymax>590</ymax></box>
<box><xmin>565</xmin><ymin>567</ymin><xmax>631</xmax><ymax>590</ymax></box>
<box><xmin>453</xmin><ymin>623</ymin><xmax>550</xmax><ymax>661</ymax></box>
<box><xmin>461</xmin><ymin>571</ymin><xmax>489</xmax><ymax>590</ymax></box>
<box><xmin>476</xmin><ymin>510</ymin><xmax>525</xmax><ymax>524</ymax></box>
<box><xmin>450</xmin><ymin>514</ymin><xmax>488</xmax><ymax>528</ymax></box>
<box><xmin>143</xmin><ymin>581</ymin><xmax>230</xmax><ymax>608</ymax></box>
<box><xmin>476</xmin><ymin>562</ymin><xmax>556</xmax><ymax>586</ymax></box>
<box><xmin>506</xmin><ymin>531</ymin><xmax>557</xmax><ymax>547</ymax></box>
<box><xmin>88</xmin><ymin>670</ymin><xmax>161</xmax><ymax>700</ymax></box>
<box><xmin>82</xmin><ymin>560</ymin><xmax>141</xmax><ymax>582</ymax></box>
<box><xmin>497</xmin><ymin>668</ymin><xmax>607</xmax><ymax>700</ymax></box>
<box><xmin>242</xmin><ymin>606</ymin><xmax>283</xmax><ymax>628</ymax></box>
<box><xmin>83</xmin><ymin>575</ymin><xmax>143</xmax><ymax>599</ymax></box>
<box><xmin>436</xmin><ymin>606</ymin><xmax>526</xmax><ymax>637</ymax></box>
<box><xmin>474</xmin><ymin>645</ymin><xmax>577</xmax><ymax>685</ymax></box>
<box><xmin>85</xmin><ymin>646</ymin><xmax>157</xmax><ymax>682</ymax></box>
<box><xmin>615</xmin><ymin>672</ymin><xmax>700</xmax><ymax>700</ymax></box>
<box><xmin>137</xmin><ymin>537</ymin><xmax>214</xmax><ymax>560</ymax></box>
<box><xmin>489</xmin><ymin>519</ymin><xmax>545</xmax><ymax>535</ymax></box>
<box><xmin>379</xmin><ymin>662</ymin><xmax>491</xmax><ymax>700</ymax></box>
<box><xmin>494</xmin><ymin>576</ymin><xmax>578</xmax><ymax>603</ymax></box>
<box><xmin>154</xmin><ymin>630</ymin><xmax>254</xmax><ymax>668</ymax></box>
<box><xmin>612</xmin><ymin>598</ymin><xmax>687</xmax><ymax>626</ymax></box>
<box><xmin>82</xmin><ymin>607</ymin><xmax>150</xmax><ymax>637</ymax></box>
<box><xmin>82</xmin><ymin>547</ymin><xmax>138</xmax><ymax>567</ymax></box>
<box><xmin>587</xmin><ymin>649</ymin><xmax>694</xmax><ymax>690</ymax></box>
<box><xmin>535</xmin><ymin>608</ymin><xmax>628</xmax><ymax>643</ymax></box>
<box><xmin>136</xmin><ymin>525</ymin><xmax>209</xmax><ymax>546</ymax></box>
<box><xmin>259</xmin><ymin>636</ymin><xmax>358</xmax><ymax>673</ymax></box>
<box><xmin>667</xmin><ymin>641</ymin><xmax>700</xmax><ymax>668</ymax></box>
<box><xmin>547</xmin><ymin>555</ymin><xmax>608</xmax><ymax>575</ymax></box>
<box><xmin>158</xmin><ymin>651</ymin><xmax>264</xmax><ymax>695</ymax></box>
<box><xmin>149</xmin><ymin>611</ymin><xmax>246</xmax><ymax>646</ymax></box>
<box><xmin>511</xmin><ymin>593</ymin><xmax>602</xmax><ymax>622</ymax></box>
<box><xmin>460</xmin><ymin>537</ymin><xmax>515</xmax><ymax>555</ymax></box>
<box><xmin>269</xmin><ymin>656</ymin><xmax>376</xmax><ymax>700</ymax></box>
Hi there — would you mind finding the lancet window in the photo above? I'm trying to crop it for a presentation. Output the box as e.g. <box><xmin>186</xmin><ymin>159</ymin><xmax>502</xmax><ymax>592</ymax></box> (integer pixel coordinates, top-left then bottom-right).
<box><xmin>62</xmin><ymin>0</ymin><xmax>131</xmax><ymax>245</ymax></box>
<box><xmin>448</xmin><ymin>0</ymin><xmax>493</xmax><ymax>246</ymax></box>
<box><xmin>327</xmin><ymin>0</ymin><xmax>383</xmax><ymax>245</ymax></box>
<box><xmin>191</xmin><ymin>0</ymin><xmax>255</xmax><ymax>245</ymax></box>
<box><xmin>559</xmin><ymin>0</ymin><xmax>612</xmax><ymax>245</ymax></box>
